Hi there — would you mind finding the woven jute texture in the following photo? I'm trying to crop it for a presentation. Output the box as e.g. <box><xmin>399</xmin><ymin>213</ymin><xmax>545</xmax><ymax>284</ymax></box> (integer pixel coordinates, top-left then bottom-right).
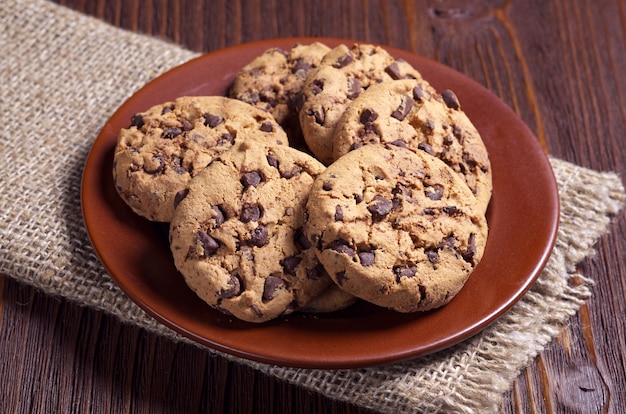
<box><xmin>1</xmin><ymin>1</ymin><xmax>624</xmax><ymax>413</ymax></box>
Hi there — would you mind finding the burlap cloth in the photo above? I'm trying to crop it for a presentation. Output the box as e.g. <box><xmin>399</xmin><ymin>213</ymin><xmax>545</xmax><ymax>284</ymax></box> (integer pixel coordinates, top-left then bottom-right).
<box><xmin>1</xmin><ymin>1</ymin><xmax>624</xmax><ymax>413</ymax></box>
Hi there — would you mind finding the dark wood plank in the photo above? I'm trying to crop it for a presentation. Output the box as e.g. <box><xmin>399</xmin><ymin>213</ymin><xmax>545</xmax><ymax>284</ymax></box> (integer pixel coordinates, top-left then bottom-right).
<box><xmin>4</xmin><ymin>0</ymin><xmax>625</xmax><ymax>413</ymax></box>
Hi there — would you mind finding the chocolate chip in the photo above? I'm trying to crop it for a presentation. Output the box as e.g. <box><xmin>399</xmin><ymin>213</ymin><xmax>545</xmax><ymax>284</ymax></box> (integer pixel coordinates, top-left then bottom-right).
<box><xmin>358</xmin><ymin>250</ymin><xmax>375</xmax><ymax>266</ymax></box>
<box><xmin>250</xmin><ymin>304</ymin><xmax>263</xmax><ymax>317</ymax></box>
<box><xmin>347</xmin><ymin>77</ymin><xmax>362</xmax><ymax>99</ymax></box>
<box><xmin>249</xmin><ymin>225</ymin><xmax>269</xmax><ymax>247</ymax></box>
<box><xmin>425</xmin><ymin>249</ymin><xmax>439</xmax><ymax>264</ymax></box>
<box><xmin>240</xmin><ymin>203</ymin><xmax>261</xmax><ymax>222</ymax></box>
<box><xmin>392</xmin><ymin>183</ymin><xmax>411</xmax><ymax>208</ymax></box>
<box><xmin>263</xmin><ymin>276</ymin><xmax>286</xmax><ymax>301</ymax></box>
<box><xmin>333</xmin><ymin>53</ymin><xmax>353</xmax><ymax>68</ymax></box>
<box><xmin>292</xmin><ymin>57</ymin><xmax>311</xmax><ymax>74</ymax></box>
<box><xmin>213</xmin><ymin>205</ymin><xmax>225</xmax><ymax>227</ymax></box>
<box><xmin>462</xmin><ymin>152</ymin><xmax>478</xmax><ymax>169</ymax></box>
<box><xmin>171</xmin><ymin>157</ymin><xmax>187</xmax><ymax>175</ymax></box>
<box><xmin>280</xmin><ymin>165</ymin><xmax>301</xmax><ymax>179</ymax></box>
<box><xmin>418</xmin><ymin>142</ymin><xmax>435</xmax><ymax>156</ymax></box>
<box><xmin>197</xmin><ymin>230</ymin><xmax>219</xmax><ymax>256</ymax></box>
<box><xmin>367</xmin><ymin>195</ymin><xmax>393</xmax><ymax>220</ymax></box>
<box><xmin>443</xmin><ymin>206</ymin><xmax>459</xmax><ymax>215</ymax></box>
<box><xmin>443</xmin><ymin>134</ymin><xmax>454</xmax><ymax>146</ymax></box>
<box><xmin>241</xmin><ymin>171</ymin><xmax>263</xmax><ymax>189</ymax></box>
<box><xmin>143</xmin><ymin>154</ymin><xmax>165</xmax><ymax>174</ymax></box>
<box><xmin>441</xmin><ymin>89</ymin><xmax>460</xmax><ymax>110</ymax></box>
<box><xmin>309</xmin><ymin>78</ymin><xmax>324</xmax><ymax>95</ymax></box>
<box><xmin>307</xmin><ymin>107</ymin><xmax>325</xmax><ymax>125</ymax></box>
<box><xmin>219</xmin><ymin>274</ymin><xmax>241</xmax><ymax>298</ymax></box>
<box><xmin>359</xmin><ymin>108</ymin><xmax>378</xmax><ymax>125</ymax></box>
<box><xmin>173</xmin><ymin>189</ymin><xmax>189</xmax><ymax>208</ymax></box>
<box><xmin>418</xmin><ymin>284</ymin><xmax>427</xmax><ymax>302</ymax></box>
<box><xmin>389</xmin><ymin>139</ymin><xmax>407</xmax><ymax>148</ymax></box>
<box><xmin>204</xmin><ymin>113</ymin><xmax>224</xmax><ymax>128</ymax></box>
<box><xmin>130</xmin><ymin>113</ymin><xmax>144</xmax><ymax>128</ymax></box>
<box><xmin>163</xmin><ymin>127</ymin><xmax>183</xmax><ymax>139</ymax></box>
<box><xmin>280</xmin><ymin>256</ymin><xmax>302</xmax><ymax>275</ymax></box>
<box><xmin>322</xmin><ymin>181</ymin><xmax>333</xmax><ymax>191</ymax></box>
<box><xmin>219</xmin><ymin>133</ymin><xmax>235</xmax><ymax>146</ymax></box>
<box><xmin>266</xmin><ymin>154</ymin><xmax>279</xmax><ymax>169</ymax></box>
<box><xmin>462</xmin><ymin>233</ymin><xmax>476</xmax><ymax>263</ymax></box>
<box><xmin>394</xmin><ymin>264</ymin><xmax>417</xmax><ymax>280</ymax></box>
<box><xmin>391</xmin><ymin>95</ymin><xmax>415</xmax><ymax>121</ymax></box>
<box><xmin>423</xmin><ymin>208</ymin><xmax>436</xmax><ymax>215</ymax></box>
<box><xmin>425</xmin><ymin>184</ymin><xmax>444</xmax><ymax>200</ymax></box>
<box><xmin>438</xmin><ymin>235</ymin><xmax>456</xmax><ymax>249</ymax></box>
<box><xmin>353</xmin><ymin>193</ymin><xmax>364</xmax><ymax>203</ymax></box>
<box><xmin>161</xmin><ymin>104</ymin><xmax>174</xmax><ymax>114</ymax></box>
<box><xmin>260</xmin><ymin>122</ymin><xmax>274</xmax><ymax>132</ymax></box>
<box><xmin>334</xmin><ymin>205</ymin><xmax>344</xmax><ymax>221</ymax></box>
<box><xmin>349</xmin><ymin>142</ymin><xmax>364</xmax><ymax>151</ymax></box>
<box><xmin>384</xmin><ymin>61</ymin><xmax>403</xmax><ymax>80</ymax></box>
<box><xmin>413</xmin><ymin>84</ymin><xmax>428</xmax><ymax>101</ymax></box>
<box><xmin>330</xmin><ymin>239</ymin><xmax>354</xmax><ymax>257</ymax></box>
<box><xmin>294</xmin><ymin>227</ymin><xmax>312</xmax><ymax>249</ymax></box>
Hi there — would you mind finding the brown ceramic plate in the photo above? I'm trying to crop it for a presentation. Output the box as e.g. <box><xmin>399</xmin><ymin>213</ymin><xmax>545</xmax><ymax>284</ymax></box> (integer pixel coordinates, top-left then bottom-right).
<box><xmin>81</xmin><ymin>38</ymin><xmax>559</xmax><ymax>369</ymax></box>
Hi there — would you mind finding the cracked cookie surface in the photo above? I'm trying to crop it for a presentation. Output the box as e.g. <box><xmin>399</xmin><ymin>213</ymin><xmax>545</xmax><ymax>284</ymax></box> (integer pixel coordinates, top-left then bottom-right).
<box><xmin>298</xmin><ymin>43</ymin><xmax>425</xmax><ymax>164</ymax></box>
<box><xmin>113</xmin><ymin>96</ymin><xmax>288</xmax><ymax>222</ymax></box>
<box><xmin>333</xmin><ymin>79</ymin><xmax>492</xmax><ymax>213</ymax></box>
<box><xmin>169</xmin><ymin>140</ymin><xmax>330</xmax><ymax>323</ymax></box>
<box><xmin>304</xmin><ymin>144</ymin><xmax>488</xmax><ymax>313</ymax></box>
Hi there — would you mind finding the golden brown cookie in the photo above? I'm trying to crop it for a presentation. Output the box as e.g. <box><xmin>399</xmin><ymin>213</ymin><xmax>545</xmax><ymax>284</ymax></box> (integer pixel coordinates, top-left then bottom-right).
<box><xmin>298</xmin><ymin>43</ymin><xmax>424</xmax><ymax>164</ymax></box>
<box><xmin>113</xmin><ymin>96</ymin><xmax>288</xmax><ymax>222</ymax></box>
<box><xmin>228</xmin><ymin>42</ymin><xmax>331</xmax><ymax>149</ymax></box>
<box><xmin>333</xmin><ymin>79</ymin><xmax>492</xmax><ymax>213</ymax></box>
<box><xmin>169</xmin><ymin>140</ymin><xmax>330</xmax><ymax>323</ymax></box>
<box><xmin>304</xmin><ymin>144</ymin><xmax>488</xmax><ymax>313</ymax></box>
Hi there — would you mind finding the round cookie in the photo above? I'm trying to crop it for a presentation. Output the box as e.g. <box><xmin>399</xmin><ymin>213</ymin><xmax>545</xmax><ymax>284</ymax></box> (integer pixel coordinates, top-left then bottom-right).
<box><xmin>333</xmin><ymin>79</ymin><xmax>492</xmax><ymax>213</ymax></box>
<box><xmin>113</xmin><ymin>96</ymin><xmax>288</xmax><ymax>222</ymax></box>
<box><xmin>228</xmin><ymin>42</ymin><xmax>331</xmax><ymax>149</ymax></box>
<box><xmin>298</xmin><ymin>43</ymin><xmax>425</xmax><ymax>164</ymax></box>
<box><xmin>169</xmin><ymin>140</ymin><xmax>330</xmax><ymax>323</ymax></box>
<box><xmin>304</xmin><ymin>144</ymin><xmax>488</xmax><ymax>313</ymax></box>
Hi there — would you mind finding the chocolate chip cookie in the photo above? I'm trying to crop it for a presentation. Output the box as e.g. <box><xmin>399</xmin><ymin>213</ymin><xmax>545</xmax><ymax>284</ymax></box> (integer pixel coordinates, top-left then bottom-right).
<box><xmin>298</xmin><ymin>43</ymin><xmax>424</xmax><ymax>164</ymax></box>
<box><xmin>169</xmin><ymin>140</ymin><xmax>330</xmax><ymax>323</ymax></box>
<box><xmin>304</xmin><ymin>144</ymin><xmax>488</xmax><ymax>313</ymax></box>
<box><xmin>228</xmin><ymin>42</ymin><xmax>331</xmax><ymax>149</ymax></box>
<box><xmin>333</xmin><ymin>79</ymin><xmax>492</xmax><ymax>213</ymax></box>
<box><xmin>113</xmin><ymin>96</ymin><xmax>288</xmax><ymax>222</ymax></box>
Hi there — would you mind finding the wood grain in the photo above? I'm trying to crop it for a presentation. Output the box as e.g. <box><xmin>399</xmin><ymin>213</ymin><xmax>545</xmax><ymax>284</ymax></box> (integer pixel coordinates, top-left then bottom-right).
<box><xmin>3</xmin><ymin>0</ymin><xmax>625</xmax><ymax>412</ymax></box>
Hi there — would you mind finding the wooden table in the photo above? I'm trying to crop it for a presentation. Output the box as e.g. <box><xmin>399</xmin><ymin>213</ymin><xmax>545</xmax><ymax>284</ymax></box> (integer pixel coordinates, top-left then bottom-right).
<box><xmin>3</xmin><ymin>1</ymin><xmax>625</xmax><ymax>412</ymax></box>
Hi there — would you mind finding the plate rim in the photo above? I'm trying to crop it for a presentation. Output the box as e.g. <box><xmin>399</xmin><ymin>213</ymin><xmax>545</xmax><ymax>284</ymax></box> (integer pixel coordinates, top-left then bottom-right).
<box><xmin>81</xmin><ymin>37</ymin><xmax>559</xmax><ymax>369</ymax></box>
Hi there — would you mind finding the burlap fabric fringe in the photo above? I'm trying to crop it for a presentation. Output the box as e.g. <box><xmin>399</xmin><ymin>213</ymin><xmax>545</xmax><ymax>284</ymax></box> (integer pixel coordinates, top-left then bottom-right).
<box><xmin>1</xmin><ymin>1</ymin><xmax>624</xmax><ymax>413</ymax></box>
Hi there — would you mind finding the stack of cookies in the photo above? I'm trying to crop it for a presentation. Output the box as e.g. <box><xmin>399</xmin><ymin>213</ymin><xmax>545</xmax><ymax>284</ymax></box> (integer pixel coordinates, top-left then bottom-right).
<box><xmin>113</xmin><ymin>42</ymin><xmax>492</xmax><ymax>323</ymax></box>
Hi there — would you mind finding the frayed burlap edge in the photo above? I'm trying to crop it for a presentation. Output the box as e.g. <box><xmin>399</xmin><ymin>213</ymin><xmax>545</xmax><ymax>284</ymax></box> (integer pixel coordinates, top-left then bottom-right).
<box><xmin>1</xmin><ymin>1</ymin><xmax>625</xmax><ymax>413</ymax></box>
